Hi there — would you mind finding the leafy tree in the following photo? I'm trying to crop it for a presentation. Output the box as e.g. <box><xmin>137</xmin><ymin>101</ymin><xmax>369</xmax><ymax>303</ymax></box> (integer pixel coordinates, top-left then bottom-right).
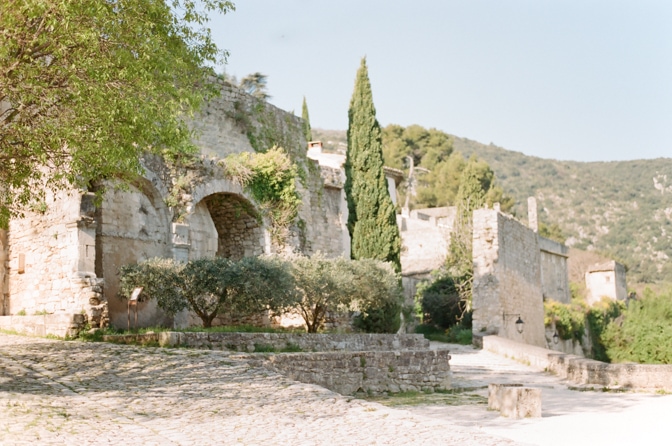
<box><xmin>301</xmin><ymin>96</ymin><xmax>312</xmax><ymax>142</ymax></box>
<box><xmin>119</xmin><ymin>256</ymin><xmax>298</xmax><ymax>328</ymax></box>
<box><xmin>239</xmin><ymin>72</ymin><xmax>271</xmax><ymax>100</ymax></box>
<box><xmin>118</xmin><ymin>257</ymin><xmax>186</xmax><ymax>316</ymax></box>
<box><xmin>350</xmin><ymin>259</ymin><xmax>403</xmax><ymax>333</ymax></box>
<box><xmin>344</xmin><ymin>58</ymin><xmax>401</xmax><ymax>271</ymax></box>
<box><xmin>0</xmin><ymin>0</ymin><xmax>233</xmax><ymax>228</ymax></box>
<box><xmin>290</xmin><ymin>253</ymin><xmax>356</xmax><ymax>333</ymax></box>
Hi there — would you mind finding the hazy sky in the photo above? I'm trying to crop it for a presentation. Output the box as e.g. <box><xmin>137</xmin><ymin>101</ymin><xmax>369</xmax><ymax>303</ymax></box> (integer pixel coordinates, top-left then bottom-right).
<box><xmin>210</xmin><ymin>1</ymin><xmax>671</xmax><ymax>162</ymax></box>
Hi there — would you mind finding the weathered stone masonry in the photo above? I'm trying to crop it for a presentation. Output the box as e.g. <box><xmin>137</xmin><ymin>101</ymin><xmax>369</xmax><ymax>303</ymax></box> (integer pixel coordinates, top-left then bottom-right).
<box><xmin>1</xmin><ymin>81</ymin><xmax>349</xmax><ymax>332</ymax></box>
<box><xmin>472</xmin><ymin>208</ymin><xmax>570</xmax><ymax>348</ymax></box>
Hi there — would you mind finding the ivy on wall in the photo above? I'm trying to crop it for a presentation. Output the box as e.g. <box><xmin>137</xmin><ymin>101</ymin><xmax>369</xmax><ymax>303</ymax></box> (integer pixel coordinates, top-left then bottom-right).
<box><xmin>220</xmin><ymin>146</ymin><xmax>301</xmax><ymax>242</ymax></box>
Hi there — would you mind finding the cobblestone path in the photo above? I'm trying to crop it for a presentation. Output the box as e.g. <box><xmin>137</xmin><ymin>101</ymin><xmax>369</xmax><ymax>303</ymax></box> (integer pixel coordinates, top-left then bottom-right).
<box><xmin>0</xmin><ymin>334</ymin><xmax>515</xmax><ymax>446</ymax></box>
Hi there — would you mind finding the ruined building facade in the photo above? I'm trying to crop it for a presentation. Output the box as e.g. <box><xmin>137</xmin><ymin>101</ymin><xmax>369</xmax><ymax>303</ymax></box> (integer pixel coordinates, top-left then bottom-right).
<box><xmin>0</xmin><ymin>81</ymin><xmax>349</xmax><ymax>333</ymax></box>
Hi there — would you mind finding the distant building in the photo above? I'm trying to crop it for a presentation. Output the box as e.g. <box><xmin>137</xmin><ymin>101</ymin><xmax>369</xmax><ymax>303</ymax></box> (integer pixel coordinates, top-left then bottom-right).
<box><xmin>585</xmin><ymin>261</ymin><xmax>627</xmax><ymax>305</ymax></box>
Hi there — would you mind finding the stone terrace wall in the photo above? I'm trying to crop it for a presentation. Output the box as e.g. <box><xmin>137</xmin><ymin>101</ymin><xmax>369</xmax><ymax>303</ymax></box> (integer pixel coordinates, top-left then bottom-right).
<box><xmin>482</xmin><ymin>335</ymin><xmax>672</xmax><ymax>392</ymax></box>
<box><xmin>150</xmin><ymin>332</ymin><xmax>430</xmax><ymax>352</ymax></box>
<box><xmin>267</xmin><ymin>350</ymin><xmax>452</xmax><ymax>395</ymax></box>
<box><xmin>472</xmin><ymin>209</ymin><xmax>545</xmax><ymax>347</ymax></box>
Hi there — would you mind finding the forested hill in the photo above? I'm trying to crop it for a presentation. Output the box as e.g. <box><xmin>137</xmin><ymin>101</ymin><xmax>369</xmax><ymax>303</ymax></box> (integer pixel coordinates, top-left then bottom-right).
<box><xmin>313</xmin><ymin>128</ymin><xmax>672</xmax><ymax>284</ymax></box>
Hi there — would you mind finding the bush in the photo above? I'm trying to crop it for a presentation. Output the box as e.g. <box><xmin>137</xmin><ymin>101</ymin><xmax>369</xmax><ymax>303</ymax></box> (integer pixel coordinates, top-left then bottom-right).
<box><xmin>350</xmin><ymin>259</ymin><xmax>403</xmax><ymax>334</ymax></box>
<box><xmin>289</xmin><ymin>253</ymin><xmax>356</xmax><ymax>333</ymax></box>
<box><xmin>602</xmin><ymin>288</ymin><xmax>672</xmax><ymax>364</ymax></box>
<box><xmin>585</xmin><ymin>298</ymin><xmax>624</xmax><ymax>362</ymax></box>
<box><xmin>418</xmin><ymin>275</ymin><xmax>466</xmax><ymax>330</ymax></box>
<box><xmin>119</xmin><ymin>256</ymin><xmax>298</xmax><ymax>328</ymax></box>
<box><xmin>544</xmin><ymin>299</ymin><xmax>586</xmax><ymax>342</ymax></box>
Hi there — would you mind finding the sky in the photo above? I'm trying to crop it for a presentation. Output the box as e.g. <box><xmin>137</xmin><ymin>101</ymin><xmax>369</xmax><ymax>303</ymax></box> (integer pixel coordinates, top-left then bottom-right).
<box><xmin>208</xmin><ymin>0</ymin><xmax>671</xmax><ymax>162</ymax></box>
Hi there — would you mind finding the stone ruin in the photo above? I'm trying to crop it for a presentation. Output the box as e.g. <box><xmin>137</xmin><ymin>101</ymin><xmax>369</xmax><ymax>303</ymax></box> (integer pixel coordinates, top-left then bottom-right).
<box><xmin>0</xmin><ymin>80</ymin><xmax>350</xmax><ymax>335</ymax></box>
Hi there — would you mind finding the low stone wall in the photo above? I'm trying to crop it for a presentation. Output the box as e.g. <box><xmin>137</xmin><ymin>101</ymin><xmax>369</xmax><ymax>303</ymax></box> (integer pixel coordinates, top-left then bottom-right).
<box><xmin>266</xmin><ymin>350</ymin><xmax>452</xmax><ymax>395</ymax></box>
<box><xmin>151</xmin><ymin>332</ymin><xmax>429</xmax><ymax>352</ymax></box>
<box><xmin>482</xmin><ymin>335</ymin><xmax>672</xmax><ymax>392</ymax></box>
<box><xmin>0</xmin><ymin>314</ymin><xmax>86</xmax><ymax>338</ymax></box>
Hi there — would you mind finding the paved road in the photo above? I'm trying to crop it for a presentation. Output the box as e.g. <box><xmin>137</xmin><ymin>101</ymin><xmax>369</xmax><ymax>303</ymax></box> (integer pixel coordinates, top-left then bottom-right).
<box><xmin>408</xmin><ymin>343</ymin><xmax>672</xmax><ymax>445</ymax></box>
<box><xmin>3</xmin><ymin>334</ymin><xmax>671</xmax><ymax>446</ymax></box>
<box><xmin>0</xmin><ymin>334</ymin><xmax>514</xmax><ymax>446</ymax></box>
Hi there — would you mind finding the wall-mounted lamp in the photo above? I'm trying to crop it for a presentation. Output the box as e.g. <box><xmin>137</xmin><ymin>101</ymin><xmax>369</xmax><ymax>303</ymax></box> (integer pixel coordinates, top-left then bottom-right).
<box><xmin>553</xmin><ymin>331</ymin><xmax>559</xmax><ymax>344</ymax></box>
<box><xmin>503</xmin><ymin>312</ymin><xmax>525</xmax><ymax>334</ymax></box>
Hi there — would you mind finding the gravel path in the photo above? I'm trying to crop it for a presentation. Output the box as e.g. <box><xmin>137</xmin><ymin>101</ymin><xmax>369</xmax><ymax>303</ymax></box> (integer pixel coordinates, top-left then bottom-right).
<box><xmin>0</xmin><ymin>334</ymin><xmax>514</xmax><ymax>446</ymax></box>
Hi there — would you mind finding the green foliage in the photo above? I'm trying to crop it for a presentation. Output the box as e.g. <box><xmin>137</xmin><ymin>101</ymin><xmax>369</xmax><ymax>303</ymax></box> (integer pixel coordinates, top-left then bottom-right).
<box><xmin>0</xmin><ymin>0</ymin><xmax>233</xmax><ymax>228</ymax></box>
<box><xmin>585</xmin><ymin>298</ymin><xmax>625</xmax><ymax>362</ymax></box>
<box><xmin>290</xmin><ymin>253</ymin><xmax>357</xmax><ymax>333</ymax></box>
<box><xmin>345</xmin><ymin>58</ymin><xmax>401</xmax><ymax>271</ymax></box>
<box><xmin>301</xmin><ymin>97</ymin><xmax>312</xmax><ymax>142</ymax></box>
<box><xmin>118</xmin><ymin>257</ymin><xmax>187</xmax><ymax>316</ymax></box>
<box><xmin>350</xmin><ymin>259</ymin><xmax>403</xmax><ymax>333</ymax></box>
<box><xmin>417</xmin><ymin>275</ymin><xmax>464</xmax><ymax>330</ymax></box>
<box><xmin>119</xmin><ymin>256</ymin><xmax>298</xmax><ymax>328</ymax></box>
<box><xmin>602</xmin><ymin>288</ymin><xmax>672</xmax><ymax>364</ymax></box>
<box><xmin>539</xmin><ymin>222</ymin><xmax>566</xmax><ymax>243</ymax></box>
<box><xmin>222</xmin><ymin>147</ymin><xmax>302</xmax><ymax>236</ymax></box>
<box><xmin>543</xmin><ymin>299</ymin><xmax>587</xmax><ymax>342</ymax></box>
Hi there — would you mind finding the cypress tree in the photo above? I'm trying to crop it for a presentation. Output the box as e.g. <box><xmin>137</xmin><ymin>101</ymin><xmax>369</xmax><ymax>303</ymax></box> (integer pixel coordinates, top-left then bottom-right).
<box><xmin>301</xmin><ymin>96</ymin><xmax>312</xmax><ymax>142</ymax></box>
<box><xmin>344</xmin><ymin>58</ymin><xmax>401</xmax><ymax>272</ymax></box>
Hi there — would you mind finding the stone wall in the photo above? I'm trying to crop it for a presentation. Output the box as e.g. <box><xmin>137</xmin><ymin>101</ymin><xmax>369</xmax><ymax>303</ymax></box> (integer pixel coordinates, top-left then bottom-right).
<box><xmin>150</xmin><ymin>332</ymin><xmax>429</xmax><ymax>351</ymax></box>
<box><xmin>0</xmin><ymin>313</ymin><xmax>87</xmax><ymax>338</ymax></box>
<box><xmin>472</xmin><ymin>209</ymin><xmax>546</xmax><ymax>347</ymax></box>
<box><xmin>539</xmin><ymin>237</ymin><xmax>570</xmax><ymax>304</ymax></box>
<box><xmin>2</xmin><ymin>81</ymin><xmax>349</xmax><ymax>331</ymax></box>
<box><xmin>267</xmin><ymin>350</ymin><xmax>452</xmax><ymax>395</ymax></box>
<box><xmin>6</xmin><ymin>191</ymin><xmax>103</xmax><ymax>316</ymax></box>
<box><xmin>482</xmin><ymin>335</ymin><xmax>672</xmax><ymax>392</ymax></box>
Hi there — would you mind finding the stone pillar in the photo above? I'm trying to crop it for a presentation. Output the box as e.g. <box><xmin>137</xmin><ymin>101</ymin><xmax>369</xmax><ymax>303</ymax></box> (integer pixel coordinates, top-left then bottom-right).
<box><xmin>172</xmin><ymin>223</ymin><xmax>190</xmax><ymax>262</ymax></box>
<box><xmin>527</xmin><ymin>197</ymin><xmax>538</xmax><ymax>232</ymax></box>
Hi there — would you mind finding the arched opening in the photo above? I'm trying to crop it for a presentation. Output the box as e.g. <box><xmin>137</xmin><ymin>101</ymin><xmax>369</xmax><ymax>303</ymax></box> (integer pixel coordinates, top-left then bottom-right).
<box><xmin>190</xmin><ymin>193</ymin><xmax>264</xmax><ymax>260</ymax></box>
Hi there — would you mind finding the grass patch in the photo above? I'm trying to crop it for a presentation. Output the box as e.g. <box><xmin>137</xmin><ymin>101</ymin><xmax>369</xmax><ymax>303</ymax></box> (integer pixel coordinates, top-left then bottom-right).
<box><xmin>363</xmin><ymin>388</ymin><xmax>487</xmax><ymax>407</ymax></box>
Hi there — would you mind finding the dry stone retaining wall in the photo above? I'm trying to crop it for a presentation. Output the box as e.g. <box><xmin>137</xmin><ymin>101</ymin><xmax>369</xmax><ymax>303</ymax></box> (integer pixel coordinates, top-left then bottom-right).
<box><xmin>267</xmin><ymin>350</ymin><xmax>451</xmax><ymax>395</ymax></box>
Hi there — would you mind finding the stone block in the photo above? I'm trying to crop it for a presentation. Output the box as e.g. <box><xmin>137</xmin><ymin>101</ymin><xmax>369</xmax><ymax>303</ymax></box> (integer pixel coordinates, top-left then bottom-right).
<box><xmin>488</xmin><ymin>383</ymin><xmax>541</xmax><ymax>418</ymax></box>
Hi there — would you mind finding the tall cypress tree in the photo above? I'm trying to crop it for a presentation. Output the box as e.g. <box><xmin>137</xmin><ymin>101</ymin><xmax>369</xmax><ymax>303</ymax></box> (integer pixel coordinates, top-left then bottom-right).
<box><xmin>301</xmin><ymin>96</ymin><xmax>312</xmax><ymax>142</ymax></box>
<box><xmin>345</xmin><ymin>58</ymin><xmax>401</xmax><ymax>272</ymax></box>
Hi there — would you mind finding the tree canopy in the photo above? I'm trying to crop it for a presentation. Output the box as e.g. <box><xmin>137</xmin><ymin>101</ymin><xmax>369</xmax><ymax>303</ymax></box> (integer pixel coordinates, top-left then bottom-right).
<box><xmin>0</xmin><ymin>0</ymin><xmax>233</xmax><ymax>228</ymax></box>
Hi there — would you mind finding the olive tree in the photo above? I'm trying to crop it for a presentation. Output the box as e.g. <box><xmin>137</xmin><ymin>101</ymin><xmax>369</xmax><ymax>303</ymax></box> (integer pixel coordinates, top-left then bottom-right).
<box><xmin>119</xmin><ymin>256</ymin><xmax>298</xmax><ymax>328</ymax></box>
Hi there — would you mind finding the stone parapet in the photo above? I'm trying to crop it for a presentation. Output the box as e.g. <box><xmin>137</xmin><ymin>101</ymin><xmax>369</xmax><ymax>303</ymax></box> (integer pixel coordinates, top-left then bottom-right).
<box><xmin>482</xmin><ymin>335</ymin><xmax>672</xmax><ymax>392</ymax></box>
<box><xmin>147</xmin><ymin>332</ymin><xmax>430</xmax><ymax>352</ymax></box>
<box><xmin>266</xmin><ymin>350</ymin><xmax>451</xmax><ymax>395</ymax></box>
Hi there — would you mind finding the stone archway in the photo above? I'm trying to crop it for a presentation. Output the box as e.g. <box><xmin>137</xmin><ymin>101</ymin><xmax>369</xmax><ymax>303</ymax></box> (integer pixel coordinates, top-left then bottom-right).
<box><xmin>187</xmin><ymin>179</ymin><xmax>271</xmax><ymax>260</ymax></box>
<box><xmin>189</xmin><ymin>193</ymin><xmax>265</xmax><ymax>260</ymax></box>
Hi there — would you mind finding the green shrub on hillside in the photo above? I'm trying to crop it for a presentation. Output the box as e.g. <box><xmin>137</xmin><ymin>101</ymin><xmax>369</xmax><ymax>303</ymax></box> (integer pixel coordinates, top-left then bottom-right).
<box><xmin>602</xmin><ymin>289</ymin><xmax>672</xmax><ymax>364</ymax></box>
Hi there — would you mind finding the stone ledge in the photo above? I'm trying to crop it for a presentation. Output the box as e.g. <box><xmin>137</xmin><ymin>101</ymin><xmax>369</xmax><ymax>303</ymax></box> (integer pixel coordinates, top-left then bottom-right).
<box><xmin>488</xmin><ymin>383</ymin><xmax>541</xmax><ymax>419</ymax></box>
<box><xmin>0</xmin><ymin>314</ymin><xmax>86</xmax><ymax>338</ymax></box>
<box><xmin>483</xmin><ymin>335</ymin><xmax>672</xmax><ymax>392</ymax></box>
<box><xmin>150</xmin><ymin>332</ymin><xmax>429</xmax><ymax>352</ymax></box>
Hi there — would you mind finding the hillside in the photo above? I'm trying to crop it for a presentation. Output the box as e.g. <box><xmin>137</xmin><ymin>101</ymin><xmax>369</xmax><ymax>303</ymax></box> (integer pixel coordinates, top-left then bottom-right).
<box><xmin>313</xmin><ymin>128</ymin><xmax>672</xmax><ymax>284</ymax></box>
